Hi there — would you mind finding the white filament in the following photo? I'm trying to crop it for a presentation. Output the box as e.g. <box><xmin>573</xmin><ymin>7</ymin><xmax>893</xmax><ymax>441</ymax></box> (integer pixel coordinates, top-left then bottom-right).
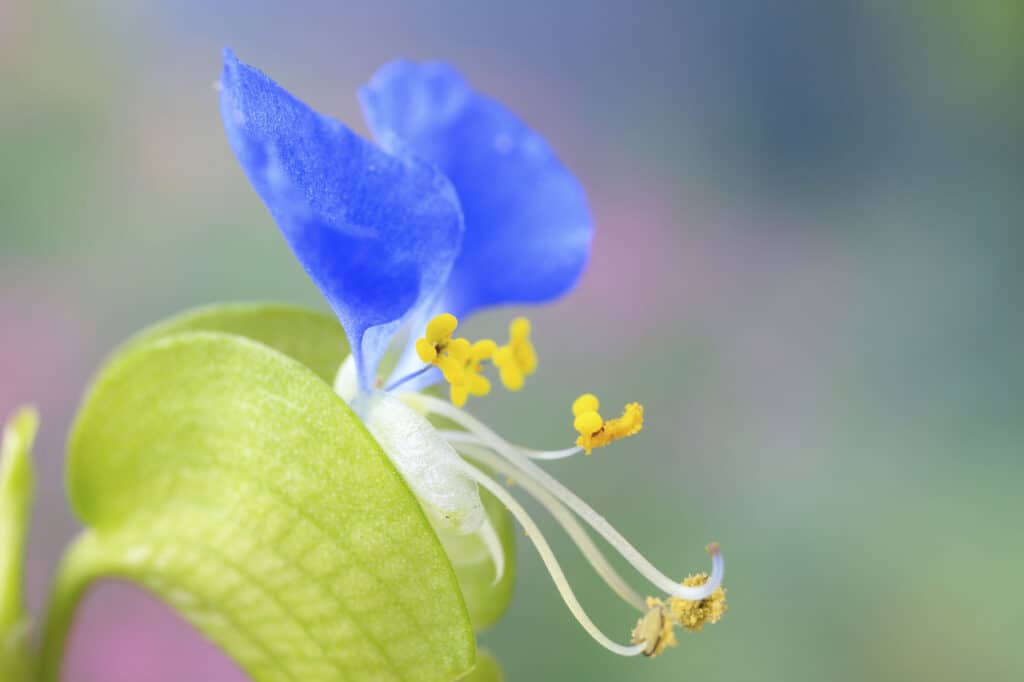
<box><xmin>477</xmin><ymin>513</ymin><xmax>505</xmax><ymax>585</ymax></box>
<box><xmin>416</xmin><ymin>394</ymin><xmax>725</xmax><ymax>601</ymax></box>
<box><xmin>525</xmin><ymin>446</ymin><xmax>585</xmax><ymax>461</ymax></box>
<box><xmin>454</xmin><ymin>440</ymin><xmax>645</xmax><ymax>610</ymax></box>
<box><xmin>457</xmin><ymin>458</ymin><xmax>645</xmax><ymax>657</ymax></box>
<box><xmin>442</xmin><ymin>430</ymin><xmax>581</xmax><ymax>461</ymax></box>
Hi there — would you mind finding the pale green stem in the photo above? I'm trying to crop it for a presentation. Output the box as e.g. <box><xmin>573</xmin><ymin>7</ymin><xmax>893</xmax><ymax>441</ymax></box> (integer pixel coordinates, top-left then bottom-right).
<box><xmin>37</xmin><ymin>531</ymin><xmax>110</xmax><ymax>682</ymax></box>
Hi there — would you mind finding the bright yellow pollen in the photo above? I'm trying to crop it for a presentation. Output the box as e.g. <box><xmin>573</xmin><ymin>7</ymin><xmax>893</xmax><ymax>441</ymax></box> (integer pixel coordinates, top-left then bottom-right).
<box><xmin>415</xmin><ymin>313</ymin><xmax>540</xmax><ymax>405</ymax></box>
<box><xmin>571</xmin><ymin>395</ymin><xmax>644</xmax><ymax>454</ymax></box>
<box><xmin>630</xmin><ymin>598</ymin><xmax>678</xmax><ymax>658</ymax></box>
<box><xmin>572</xmin><ymin>393</ymin><xmax>600</xmax><ymax>416</ymax></box>
<box><xmin>416</xmin><ymin>314</ymin><xmax>472</xmax><ymax>390</ymax></box>
<box><xmin>573</xmin><ymin>411</ymin><xmax>603</xmax><ymax>437</ymax></box>
<box><xmin>426</xmin><ymin>313</ymin><xmax>459</xmax><ymax>341</ymax></box>
<box><xmin>605</xmin><ymin>403</ymin><xmax>644</xmax><ymax>440</ymax></box>
<box><xmin>450</xmin><ymin>339</ymin><xmax>497</xmax><ymax>407</ymax></box>
<box><xmin>668</xmin><ymin>574</ymin><xmax>728</xmax><ymax>632</ymax></box>
<box><xmin>416</xmin><ymin>313</ymin><xmax>460</xmax><ymax>364</ymax></box>
<box><xmin>493</xmin><ymin>316</ymin><xmax>537</xmax><ymax>391</ymax></box>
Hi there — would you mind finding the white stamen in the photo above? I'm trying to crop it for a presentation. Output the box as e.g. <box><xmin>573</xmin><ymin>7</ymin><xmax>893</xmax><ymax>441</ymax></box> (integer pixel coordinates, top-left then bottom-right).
<box><xmin>457</xmin><ymin>458</ymin><xmax>645</xmax><ymax>657</ymax></box>
<box><xmin>415</xmin><ymin>394</ymin><xmax>725</xmax><ymax>601</ymax></box>
<box><xmin>525</xmin><ymin>446</ymin><xmax>585</xmax><ymax>461</ymax></box>
<box><xmin>441</xmin><ymin>430</ymin><xmax>581</xmax><ymax>460</ymax></box>
<box><xmin>454</xmin><ymin>441</ymin><xmax>645</xmax><ymax>610</ymax></box>
<box><xmin>477</xmin><ymin>513</ymin><xmax>505</xmax><ymax>585</ymax></box>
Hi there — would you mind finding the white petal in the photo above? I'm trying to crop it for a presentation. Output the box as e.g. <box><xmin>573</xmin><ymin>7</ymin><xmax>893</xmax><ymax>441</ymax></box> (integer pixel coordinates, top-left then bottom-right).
<box><xmin>333</xmin><ymin>354</ymin><xmax>360</xmax><ymax>403</ymax></box>
<box><xmin>356</xmin><ymin>391</ymin><xmax>484</xmax><ymax>534</ymax></box>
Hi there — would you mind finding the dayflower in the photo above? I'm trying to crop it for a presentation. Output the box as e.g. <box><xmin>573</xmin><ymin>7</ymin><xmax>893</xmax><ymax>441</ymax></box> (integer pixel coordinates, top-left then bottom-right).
<box><xmin>219</xmin><ymin>49</ymin><xmax>726</xmax><ymax>658</ymax></box>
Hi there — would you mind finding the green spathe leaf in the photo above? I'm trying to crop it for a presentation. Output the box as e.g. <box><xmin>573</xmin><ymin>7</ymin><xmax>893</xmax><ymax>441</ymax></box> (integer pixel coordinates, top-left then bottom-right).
<box><xmin>123</xmin><ymin>302</ymin><xmax>350</xmax><ymax>383</ymax></box>
<box><xmin>43</xmin><ymin>332</ymin><xmax>475</xmax><ymax>681</ymax></box>
<box><xmin>122</xmin><ymin>302</ymin><xmax>518</xmax><ymax>630</ymax></box>
<box><xmin>0</xmin><ymin>406</ymin><xmax>38</xmax><ymax>682</ymax></box>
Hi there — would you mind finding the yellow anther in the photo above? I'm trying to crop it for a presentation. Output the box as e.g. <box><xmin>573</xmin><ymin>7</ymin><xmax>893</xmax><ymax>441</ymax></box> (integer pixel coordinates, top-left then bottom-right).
<box><xmin>447</xmin><ymin>337</ymin><xmax>471</xmax><ymax>363</ymax></box>
<box><xmin>605</xmin><ymin>403</ymin><xmax>644</xmax><ymax>441</ymax></box>
<box><xmin>426</xmin><ymin>313</ymin><xmax>459</xmax><ymax>341</ymax></box>
<box><xmin>416</xmin><ymin>314</ymin><xmax>479</xmax><ymax>392</ymax></box>
<box><xmin>572</xmin><ymin>397</ymin><xmax>644</xmax><ymax>454</ymax></box>
<box><xmin>436</xmin><ymin>354</ymin><xmax>465</xmax><ymax>386</ymax></box>
<box><xmin>493</xmin><ymin>316</ymin><xmax>537</xmax><ymax>391</ymax></box>
<box><xmin>415</xmin><ymin>313</ymin><xmax>536</xmax><ymax>404</ymax></box>
<box><xmin>572</xmin><ymin>393</ymin><xmax>600</xmax><ymax>416</ymax></box>
<box><xmin>450</xmin><ymin>339</ymin><xmax>497</xmax><ymax>407</ymax></box>
<box><xmin>668</xmin><ymin>574</ymin><xmax>728</xmax><ymax>633</ymax></box>
<box><xmin>510</xmin><ymin>316</ymin><xmax>531</xmax><ymax>341</ymax></box>
<box><xmin>416</xmin><ymin>313</ymin><xmax>461</xmax><ymax>364</ymax></box>
<box><xmin>634</xmin><ymin>573</ymin><xmax>726</xmax><ymax>659</ymax></box>
<box><xmin>573</xmin><ymin>411</ymin><xmax>603</xmax><ymax>439</ymax></box>
<box><xmin>630</xmin><ymin>598</ymin><xmax>678</xmax><ymax>658</ymax></box>
<box><xmin>470</xmin><ymin>339</ymin><xmax>497</xmax><ymax>361</ymax></box>
<box><xmin>415</xmin><ymin>338</ymin><xmax>438</xmax><ymax>363</ymax></box>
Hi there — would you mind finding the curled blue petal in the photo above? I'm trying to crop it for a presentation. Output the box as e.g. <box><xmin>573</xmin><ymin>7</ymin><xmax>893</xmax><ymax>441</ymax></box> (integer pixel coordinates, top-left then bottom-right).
<box><xmin>359</xmin><ymin>61</ymin><xmax>593</xmax><ymax>318</ymax></box>
<box><xmin>219</xmin><ymin>50</ymin><xmax>464</xmax><ymax>389</ymax></box>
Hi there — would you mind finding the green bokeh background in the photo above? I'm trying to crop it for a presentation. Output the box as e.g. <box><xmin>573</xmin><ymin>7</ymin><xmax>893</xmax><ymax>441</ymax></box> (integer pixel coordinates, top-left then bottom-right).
<box><xmin>2</xmin><ymin>2</ymin><xmax>1021</xmax><ymax>680</ymax></box>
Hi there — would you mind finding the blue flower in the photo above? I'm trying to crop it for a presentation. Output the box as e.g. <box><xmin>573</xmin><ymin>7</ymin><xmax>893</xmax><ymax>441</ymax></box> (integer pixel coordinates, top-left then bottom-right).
<box><xmin>219</xmin><ymin>49</ymin><xmax>591</xmax><ymax>391</ymax></box>
<box><xmin>359</xmin><ymin>61</ymin><xmax>593</xmax><ymax>318</ymax></box>
<box><xmin>219</xmin><ymin>49</ymin><xmax>726</xmax><ymax>659</ymax></box>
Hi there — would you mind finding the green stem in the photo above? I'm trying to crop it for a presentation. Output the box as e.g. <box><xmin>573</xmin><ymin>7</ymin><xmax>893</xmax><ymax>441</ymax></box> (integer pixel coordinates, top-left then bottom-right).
<box><xmin>37</xmin><ymin>531</ymin><xmax>109</xmax><ymax>682</ymax></box>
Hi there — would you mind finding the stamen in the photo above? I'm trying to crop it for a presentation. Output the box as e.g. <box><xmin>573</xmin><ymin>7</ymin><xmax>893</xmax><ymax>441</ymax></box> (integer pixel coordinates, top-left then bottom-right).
<box><xmin>412</xmin><ymin>394</ymin><xmax>725</xmax><ymax>602</ymax></box>
<box><xmin>526</xmin><ymin>446</ymin><xmax>585</xmax><ymax>461</ymax></box>
<box><xmin>449</xmin><ymin>340</ymin><xmax>496</xmax><ymax>407</ymax></box>
<box><xmin>493</xmin><ymin>317</ymin><xmax>537</xmax><ymax>391</ymax></box>
<box><xmin>413</xmin><ymin>313</ymin><xmax>498</xmax><ymax>406</ymax></box>
<box><xmin>456</xmin><ymin>457</ymin><xmax>645</xmax><ymax>657</ymax></box>
<box><xmin>414</xmin><ymin>313</ymin><xmax>467</xmax><ymax>386</ymax></box>
<box><xmin>668</xmin><ymin>572</ymin><xmax>728</xmax><ymax>632</ymax></box>
<box><xmin>453</xmin><ymin>440</ymin><xmax>645</xmax><ymax>610</ymax></box>
<box><xmin>415</xmin><ymin>313</ymin><xmax>459</xmax><ymax>363</ymax></box>
<box><xmin>572</xmin><ymin>394</ymin><xmax>644</xmax><ymax>454</ymax></box>
<box><xmin>631</xmin><ymin>599</ymin><xmax>678</xmax><ymax>657</ymax></box>
<box><xmin>477</xmin><ymin>514</ymin><xmax>505</xmax><ymax>585</ymax></box>
<box><xmin>440</xmin><ymin>430</ymin><xmax>582</xmax><ymax>461</ymax></box>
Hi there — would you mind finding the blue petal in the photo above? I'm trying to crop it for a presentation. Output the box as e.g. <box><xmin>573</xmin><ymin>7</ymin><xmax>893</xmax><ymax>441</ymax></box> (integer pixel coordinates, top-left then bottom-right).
<box><xmin>359</xmin><ymin>61</ymin><xmax>593</xmax><ymax>318</ymax></box>
<box><xmin>219</xmin><ymin>50</ymin><xmax>464</xmax><ymax>390</ymax></box>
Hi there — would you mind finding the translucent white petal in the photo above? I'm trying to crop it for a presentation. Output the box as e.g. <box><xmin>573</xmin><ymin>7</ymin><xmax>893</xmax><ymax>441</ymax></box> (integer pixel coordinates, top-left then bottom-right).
<box><xmin>355</xmin><ymin>391</ymin><xmax>484</xmax><ymax>534</ymax></box>
<box><xmin>332</xmin><ymin>354</ymin><xmax>360</xmax><ymax>403</ymax></box>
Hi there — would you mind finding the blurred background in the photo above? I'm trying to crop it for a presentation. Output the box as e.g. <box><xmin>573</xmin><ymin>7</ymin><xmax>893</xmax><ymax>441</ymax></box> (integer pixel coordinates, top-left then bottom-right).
<box><xmin>2</xmin><ymin>1</ymin><xmax>1021</xmax><ymax>680</ymax></box>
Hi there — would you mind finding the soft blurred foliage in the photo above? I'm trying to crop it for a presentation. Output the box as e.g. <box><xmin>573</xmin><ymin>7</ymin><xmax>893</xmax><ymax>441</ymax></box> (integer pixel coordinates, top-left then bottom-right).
<box><xmin>2</xmin><ymin>2</ymin><xmax>1020</xmax><ymax>681</ymax></box>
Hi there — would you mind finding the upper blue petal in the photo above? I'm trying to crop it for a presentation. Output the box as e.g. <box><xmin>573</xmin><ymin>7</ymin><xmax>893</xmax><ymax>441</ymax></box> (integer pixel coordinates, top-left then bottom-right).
<box><xmin>359</xmin><ymin>61</ymin><xmax>593</xmax><ymax>318</ymax></box>
<box><xmin>219</xmin><ymin>50</ymin><xmax>464</xmax><ymax>389</ymax></box>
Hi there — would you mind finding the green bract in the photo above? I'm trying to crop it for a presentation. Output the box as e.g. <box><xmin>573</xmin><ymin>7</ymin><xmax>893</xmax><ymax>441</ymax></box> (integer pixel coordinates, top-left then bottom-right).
<box><xmin>0</xmin><ymin>407</ymin><xmax>38</xmax><ymax>682</ymax></box>
<box><xmin>460</xmin><ymin>650</ymin><xmax>504</xmax><ymax>682</ymax></box>
<box><xmin>434</xmin><ymin>491</ymin><xmax>516</xmax><ymax>632</ymax></box>
<box><xmin>39</xmin><ymin>304</ymin><xmax>514</xmax><ymax>681</ymax></box>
